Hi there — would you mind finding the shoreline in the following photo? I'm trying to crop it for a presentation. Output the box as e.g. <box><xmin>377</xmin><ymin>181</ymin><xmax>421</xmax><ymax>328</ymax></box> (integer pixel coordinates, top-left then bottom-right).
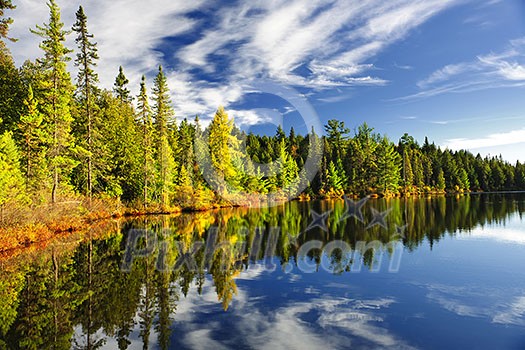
<box><xmin>1</xmin><ymin>190</ymin><xmax>524</xmax><ymax>254</ymax></box>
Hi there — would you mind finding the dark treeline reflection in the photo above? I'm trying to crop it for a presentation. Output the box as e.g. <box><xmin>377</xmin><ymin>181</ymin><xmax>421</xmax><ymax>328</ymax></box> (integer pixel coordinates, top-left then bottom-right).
<box><xmin>1</xmin><ymin>193</ymin><xmax>524</xmax><ymax>349</ymax></box>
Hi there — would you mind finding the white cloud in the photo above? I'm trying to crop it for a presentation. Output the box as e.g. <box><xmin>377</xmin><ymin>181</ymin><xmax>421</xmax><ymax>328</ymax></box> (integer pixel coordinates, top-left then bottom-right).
<box><xmin>6</xmin><ymin>0</ymin><xmax>463</xmax><ymax>123</ymax></box>
<box><xmin>405</xmin><ymin>36</ymin><xmax>525</xmax><ymax>99</ymax></box>
<box><xmin>444</xmin><ymin>127</ymin><xmax>525</xmax><ymax>150</ymax></box>
<box><xmin>7</xmin><ymin>0</ymin><xmax>206</xmax><ymax>89</ymax></box>
<box><xmin>417</xmin><ymin>63</ymin><xmax>473</xmax><ymax>88</ymax></box>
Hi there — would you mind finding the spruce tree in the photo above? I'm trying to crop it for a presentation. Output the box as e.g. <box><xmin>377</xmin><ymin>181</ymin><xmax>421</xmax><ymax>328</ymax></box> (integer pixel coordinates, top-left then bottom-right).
<box><xmin>73</xmin><ymin>5</ymin><xmax>99</xmax><ymax>198</ymax></box>
<box><xmin>18</xmin><ymin>85</ymin><xmax>46</xmax><ymax>191</ymax></box>
<box><xmin>114</xmin><ymin>66</ymin><xmax>131</xmax><ymax>103</ymax></box>
<box><xmin>31</xmin><ymin>0</ymin><xmax>76</xmax><ymax>203</ymax></box>
<box><xmin>152</xmin><ymin>65</ymin><xmax>176</xmax><ymax>207</ymax></box>
<box><xmin>376</xmin><ymin>136</ymin><xmax>401</xmax><ymax>195</ymax></box>
<box><xmin>208</xmin><ymin>106</ymin><xmax>237</xmax><ymax>196</ymax></box>
<box><xmin>0</xmin><ymin>132</ymin><xmax>28</xmax><ymax>222</ymax></box>
<box><xmin>0</xmin><ymin>0</ymin><xmax>15</xmax><ymax>42</ymax></box>
<box><xmin>137</xmin><ymin>75</ymin><xmax>154</xmax><ymax>206</ymax></box>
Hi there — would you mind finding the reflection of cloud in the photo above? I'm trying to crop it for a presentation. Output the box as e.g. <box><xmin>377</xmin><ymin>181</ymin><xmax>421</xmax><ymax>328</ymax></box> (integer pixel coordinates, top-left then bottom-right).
<box><xmin>422</xmin><ymin>282</ymin><xmax>525</xmax><ymax>327</ymax></box>
<box><xmin>458</xmin><ymin>225</ymin><xmax>525</xmax><ymax>245</ymax></box>
<box><xmin>427</xmin><ymin>294</ymin><xmax>486</xmax><ymax>318</ymax></box>
<box><xmin>493</xmin><ymin>296</ymin><xmax>525</xmax><ymax>326</ymax></box>
<box><xmin>170</xmin><ymin>273</ymin><xmax>414</xmax><ymax>349</ymax></box>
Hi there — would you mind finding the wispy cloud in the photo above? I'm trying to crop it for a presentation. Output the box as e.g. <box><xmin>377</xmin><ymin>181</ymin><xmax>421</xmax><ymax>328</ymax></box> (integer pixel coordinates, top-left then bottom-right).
<box><xmin>399</xmin><ymin>36</ymin><xmax>525</xmax><ymax>100</ymax></box>
<box><xmin>444</xmin><ymin>127</ymin><xmax>525</xmax><ymax>150</ymax></box>
<box><xmin>7</xmin><ymin>0</ymin><xmax>463</xmax><ymax>124</ymax></box>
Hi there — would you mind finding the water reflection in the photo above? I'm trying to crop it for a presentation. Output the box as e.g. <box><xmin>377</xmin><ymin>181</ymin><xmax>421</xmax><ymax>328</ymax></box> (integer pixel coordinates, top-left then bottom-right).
<box><xmin>0</xmin><ymin>193</ymin><xmax>524</xmax><ymax>349</ymax></box>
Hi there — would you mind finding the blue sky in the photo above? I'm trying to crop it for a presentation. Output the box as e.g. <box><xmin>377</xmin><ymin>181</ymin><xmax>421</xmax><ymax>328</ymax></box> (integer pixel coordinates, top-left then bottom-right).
<box><xmin>6</xmin><ymin>0</ymin><xmax>525</xmax><ymax>161</ymax></box>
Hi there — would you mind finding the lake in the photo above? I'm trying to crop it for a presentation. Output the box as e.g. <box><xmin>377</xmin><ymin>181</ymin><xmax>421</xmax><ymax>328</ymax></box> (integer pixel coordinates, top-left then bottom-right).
<box><xmin>1</xmin><ymin>194</ymin><xmax>525</xmax><ymax>349</ymax></box>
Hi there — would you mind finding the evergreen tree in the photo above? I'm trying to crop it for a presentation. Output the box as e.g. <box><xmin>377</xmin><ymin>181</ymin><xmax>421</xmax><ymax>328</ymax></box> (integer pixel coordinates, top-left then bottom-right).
<box><xmin>137</xmin><ymin>75</ymin><xmax>154</xmax><ymax>206</ymax></box>
<box><xmin>31</xmin><ymin>0</ymin><xmax>76</xmax><ymax>203</ymax></box>
<box><xmin>207</xmin><ymin>106</ymin><xmax>238</xmax><ymax>196</ymax></box>
<box><xmin>73</xmin><ymin>5</ymin><xmax>99</xmax><ymax>198</ymax></box>
<box><xmin>0</xmin><ymin>40</ymin><xmax>25</xmax><ymax>134</ymax></box>
<box><xmin>114</xmin><ymin>66</ymin><xmax>131</xmax><ymax>103</ymax></box>
<box><xmin>18</xmin><ymin>85</ymin><xmax>46</xmax><ymax>192</ymax></box>
<box><xmin>376</xmin><ymin>136</ymin><xmax>401</xmax><ymax>195</ymax></box>
<box><xmin>459</xmin><ymin>168</ymin><xmax>470</xmax><ymax>191</ymax></box>
<box><xmin>324</xmin><ymin>119</ymin><xmax>350</xmax><ymax>161</ymax></box>
<box><xmin>402</xmin><ymin>149</ymin><xmax>414</xmax><ymax>190</ymax></box>
<box><xmin>326</xmin><ymin>160</ymin><xmax>344</xmax><ymax>193</ymax></box>
<box><xmin>436</xmin><ymin>168</ymin><xmax>446</xmax><ymax>191</ymax></box>
<box><xmin>0</xmin><ymin>0</ymin><xmax>15</xmax><ymax>42</ymax></box>
<box><xmin>152</xmin><ymin>65</ymin><xmax>176</xmax><ymax>207</ymax></box>
<box><xmin>347</xmin><ymin>123</ymin><xmax>378</xmax><ymax>194</ymax></box>
<box><xmin>98</xmin><ymin>90</ymin><xmax>142</xmax><ymax>200</ymax></box>
<box><xmin>276</xmin><ymin>138</ymin><xmax>299</xmax><ymax>197</ymax></box>
<box><xmin>0</xmin><ymin>132</ymin><xmax>27</xmax><ymax>222</ymax></box>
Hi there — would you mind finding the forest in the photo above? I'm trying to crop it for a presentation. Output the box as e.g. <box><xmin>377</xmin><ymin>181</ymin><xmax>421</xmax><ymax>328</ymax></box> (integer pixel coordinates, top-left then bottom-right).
<box><xmin>1</xmin><ymin>0</ymin><xmax>525</xmax><ymax>227</ymax></box>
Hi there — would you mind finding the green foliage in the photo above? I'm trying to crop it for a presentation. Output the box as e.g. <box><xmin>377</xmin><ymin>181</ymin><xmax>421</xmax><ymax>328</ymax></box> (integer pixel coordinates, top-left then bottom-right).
<box><xmin>207</xmin><ymin>106</ymin><xmax>238</xmax><ymax>195</ymax></box>
<box><xmin>152</xmin><ymin>66</ymin><xmax>176</xmax><ymax>207</ymax></box>
<box><xmin>72</xmin><ymin>5</ymin><xmax>99</xmax><ymax>198</ymax></box>
<box><xmin>0</xmin><ymin>44</ymin><xmax>25</xmax><ymax>134</ymax></box>
<box><xmin>31</xmin><ymin>0</ymin><xmax>77</xmax><ymax>203</ymax></box>
<box><xmin>114</xmin><ymin>66</ymin><xmax>131</xmax><ymax>103</ymax></box>
<box><xmin>18</xmin><ymin>85</ymin><xmax>47</xmax><ymax>192</ymax></box>
<box><xmin>137</xmin><ymin>75</ymin><xmax>155</xmax><ymax>206</ymax></box>
<box><xmin>0</xmin><ymin>132</ymin><xmax>28</xmax><ymax>216</ymax></box>
<box><xmin>0</xmin><ymin>0</ymin><xmax>15</xmax><ymax>41</ymax></box>
<box><xmin>0</xmin><ymin>0</ymin><xmax>524</xmax><ymax>215</ymax></box>
<box><xmin>376</xmin><ymin>136</ymin><xmax>401</xmax><ymax>195</ymax></box>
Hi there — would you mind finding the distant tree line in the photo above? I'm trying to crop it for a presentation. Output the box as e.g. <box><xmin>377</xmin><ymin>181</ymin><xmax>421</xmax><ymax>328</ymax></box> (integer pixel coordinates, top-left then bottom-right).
<box><xmin>1</xmin><ymin>0</ymin><xmax>524</xmax><ymax>216</ymax></box>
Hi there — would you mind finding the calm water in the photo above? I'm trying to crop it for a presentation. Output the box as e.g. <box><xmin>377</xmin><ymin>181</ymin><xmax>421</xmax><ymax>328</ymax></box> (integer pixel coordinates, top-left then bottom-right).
<box><xmin>1</xmin><ymin>194</ymin><xmax>525</xmax><ymax>349</ymax></box>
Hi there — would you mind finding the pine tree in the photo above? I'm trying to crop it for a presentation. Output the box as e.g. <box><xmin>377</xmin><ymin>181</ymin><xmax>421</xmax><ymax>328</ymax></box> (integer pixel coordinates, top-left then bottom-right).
<box><xmin>114</xmin><ymin>66</ymin><xmax>131</xmax><ymax>103</ymax></box>
<box><xmin>436</xmin><ymin>168</ymin><xmax>446</xmax><ymax>191</ymax></box>
<box><xmin>276</xmin><ymin>138</ymin><xmax>299</xmax><ymax>197</ymax></box>
<box><xmin>73</xmin><ymin>5</ymin><xmax>99</xmax><ymax>199</ymax></box>
<box><xmin>324</xmin><ymin>119</ymin><xmax>350</xmax><ymax>161</ymax></box>
<box><xmin>0</xmin><ymin>0</ymin><xmax>15</xmax><ymax>42</ymax></box>
<box><xmin>152</xmin><ymin>65</ymin><xmax>176</xmax><ymax>207</ymax></box>
<box><xmin>0</xmin><ymin>40</ymin><xmax>25</xmax><ymax>134</ymax></box>
<box><xmin>97</xmin><ymin>90</ymin><xmax>142</xmax><ymax>200</ymax></box>
<box><xmin>403</xmin><ymin>149</ymin><xmax>414</xmax><ymax>190</ymax></box>
<box><xmin>207</xmin><ymin>106</ymin><xmax>237</xmax><ymax>196</ymax></box>
<box><xmin>327</xmin><ymin>160</ymin><xmax>344</xmax><ymax>192</ymax></box>
<box><xmin>376</xmin><ymin>136</ymin><xmax>401</xmax><ymax>195</ymax></box>
<box><xmin>18</xmin><ymin>85</ymin><xmax>46</xmax><ymax>191</ymax></box>
<box><xmin>347</xmin><ymin>123</ymin><xmax>378</xmax><ymax>194</ymax></box>
<box><xmin>137</xmin><ymin>75</ymin><xmax>154</xmax><ymax>206</ymax></box>
<box><xmin>31</xmin><ymin>0</ymin><xmax>76</xmax><ymax>203</ymax></box>
<box><xmin>0</xmin><ymin>132</ymin><xmax>28</xmax><ymax>222</ymax></box>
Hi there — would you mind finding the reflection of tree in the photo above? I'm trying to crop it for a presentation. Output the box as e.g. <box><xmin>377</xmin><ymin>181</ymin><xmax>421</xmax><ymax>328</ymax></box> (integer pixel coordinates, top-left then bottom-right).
<box><xmin>4</xmin><ymin>248</ymin><xmax>78</xmax><ymax>349</ymax></box>
<box><xmin>1</xmin><ymin>193</ymin><xmax>525</xmax><ymax>348</ymax></box>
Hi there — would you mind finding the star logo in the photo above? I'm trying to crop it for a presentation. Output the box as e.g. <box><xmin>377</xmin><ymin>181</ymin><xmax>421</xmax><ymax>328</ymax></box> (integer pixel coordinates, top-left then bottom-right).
<box><xmin>287</xmin><ymin>232</ymin><xmax>300</xmax><ymax>248</ymax></box>
<box><xmin>305</xmin><ymin>208</ymin><xmax>331</xmax><ymax>232</ymax></box>
<box><xmin>366</xmin><ymin>207</ymin><xmax>392</xmax><ymax>229</ymax></box>
<box><xmin>393</xmin><ymin>224</ymin><xmax>408</xmax><ymax>239</ymax></box>
<box><xmin>340</xmin><ymin>195</ymin><xmax>369</xmax><ymax>223</ymax></box>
